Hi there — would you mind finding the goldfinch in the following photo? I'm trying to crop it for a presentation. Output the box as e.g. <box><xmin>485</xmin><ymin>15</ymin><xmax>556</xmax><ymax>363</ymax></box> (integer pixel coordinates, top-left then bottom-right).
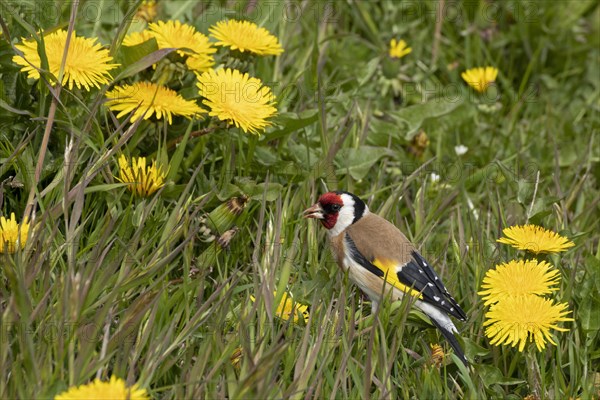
<box><xmin>304</xmin><ymin>191</ymin><xmax>468</xmax><ymax>365</ymax></box>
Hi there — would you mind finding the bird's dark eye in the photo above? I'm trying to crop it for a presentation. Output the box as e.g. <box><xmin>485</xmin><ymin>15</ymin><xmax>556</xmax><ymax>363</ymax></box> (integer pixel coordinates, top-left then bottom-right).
<box><xmin>330</xmin><ymin>204</ymin><xmax>341</xmax><ymax>212</ymax></box>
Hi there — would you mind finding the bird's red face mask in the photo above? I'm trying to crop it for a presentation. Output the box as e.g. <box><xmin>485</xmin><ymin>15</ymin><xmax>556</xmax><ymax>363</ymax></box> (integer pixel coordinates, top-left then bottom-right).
<box><xmin>302</xmin><ymin>192</ymin><xmax>343</xmax><ymax>230</ymax></box>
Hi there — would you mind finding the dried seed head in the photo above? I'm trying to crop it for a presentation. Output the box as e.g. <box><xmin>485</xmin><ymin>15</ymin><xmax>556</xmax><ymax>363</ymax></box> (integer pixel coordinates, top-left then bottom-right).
<box><xmin>227</xmin><ymin>195</ymin><xmax>249</xmax><ymax>216</ymax></box>
<box><xmin>217</xmin><ymin>226</ymin><xmax>239</xmax><ymax>249</ymax></box>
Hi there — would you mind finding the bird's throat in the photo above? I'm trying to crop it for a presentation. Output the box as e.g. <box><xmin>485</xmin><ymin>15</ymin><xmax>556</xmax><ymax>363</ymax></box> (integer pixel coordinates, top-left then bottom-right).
<box><xmin>321</xmin><ymin>214</ymin><xmax>338</xmax><ymax>230</ymax></box>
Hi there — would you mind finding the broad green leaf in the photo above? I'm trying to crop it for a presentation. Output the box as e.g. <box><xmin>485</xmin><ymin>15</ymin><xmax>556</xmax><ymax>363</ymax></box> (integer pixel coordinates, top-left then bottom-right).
<box><xmin>359</xmin><ymin>57</ymin><xmax>380</xmax><ymax>87</ymax></box>
<box><xmin>263</xmin><ymin>110</ymin><xmax>319</xmax><ymax>141</ymax></box>
<box><xmin>243</xmin><ymin>181</ymin><xmax>283</xmax><ymax>202</ymax></box>
<box><xmin>580</xmin><ymin>296</ymin><xmax>600</xmax><ymax>331</ymax></box>
<box><xmin>389</xmin><ymin>100</ymin><xmax>464</xmax><ymax>139</ymax></box>
<box><xmin>517</xmin><ymin>178</ymin><xmax>533</xmax><ymax>205</ymax></box>
<box><xmin>479</xmin><ymin>365</ymin><xmax>525</xmax><ymax>387</ymax></box>
<box><xmin>462</xmin><ymin>337</ymin><xmax>490</xmax><ymax>358</ymax></box>
<box><xmin>287</xmin><ymin>141</ymin><xmax>321</xmax><ymax>169</ymax></box>
<box><xmin>335</xmin><ymin>146</ymin><xmax>392</xmax><ymax>180</ymax></box>
<box><xmin>254</xmin><ymin>146</ymin><xmax>279</xmax><ymax>166</ymax></box>
<box><xmin>368</xmin><ymin>117</ymin><xmax>401</xmax><ymax>146</ymax></box>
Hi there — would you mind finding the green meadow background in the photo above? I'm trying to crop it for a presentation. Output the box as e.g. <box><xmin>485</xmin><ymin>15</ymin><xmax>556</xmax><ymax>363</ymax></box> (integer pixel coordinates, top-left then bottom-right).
<box><xmin>1</xmin><ymin>0</ymin><xmax>599</xmax><ymax>398</ymax></box>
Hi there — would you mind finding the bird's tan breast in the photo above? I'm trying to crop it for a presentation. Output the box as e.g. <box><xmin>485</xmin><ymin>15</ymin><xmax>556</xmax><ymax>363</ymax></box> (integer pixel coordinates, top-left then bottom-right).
<box><xmin>328</xmin><ymin>231</ymin><xmax>347</xmax><ymax>269</ymax></box>
<box><xmin>327</xmin><ymin>223</ymin><xmax>407</xmax><ymax>302</ymax></box>
<box><xmin>345</xmin><ymin>213</ymin><xmax>414</xmax><ymax>265</ymax></box>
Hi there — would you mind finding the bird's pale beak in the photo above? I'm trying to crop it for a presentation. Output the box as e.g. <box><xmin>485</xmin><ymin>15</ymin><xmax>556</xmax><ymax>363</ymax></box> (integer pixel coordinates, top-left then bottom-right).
<box><xmin>303</xmin><ymin>203</ymin><xmax>324</xmax><ymax>219</ymax></box>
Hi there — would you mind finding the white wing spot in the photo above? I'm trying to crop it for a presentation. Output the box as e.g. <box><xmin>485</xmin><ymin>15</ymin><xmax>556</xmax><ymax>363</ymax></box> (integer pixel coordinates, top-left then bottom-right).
<box><xmin>450</xmin><ymin>307</ymin><xmax>455</xmax><ymax>312</ymax></box>
<box><xmin>433</xmin><ymin>296</ymin><xmax>441</xmax><ymax>302</ymax></box>
<box><xmin>434</xmin><ymin>276</ymin><xmax>438</xmax><ymax>280</ymax></box>
<box><xmin>419</xmin><ymin>269</ymin><xmax>424</xmax><ymax>274</ymax></box>
<box><xmin>441</xmin><ymin>301</ymin><xmax>446</xmax><ymax>305</ymax></box>
<box><xmin>427</xmin><ymin>282</ymin><xmax>434</xmax><ymax>287</ymax></box>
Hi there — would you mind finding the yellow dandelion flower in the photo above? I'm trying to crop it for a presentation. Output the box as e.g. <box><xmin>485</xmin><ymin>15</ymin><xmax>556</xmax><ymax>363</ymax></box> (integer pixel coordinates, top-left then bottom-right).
<box><xmin>117</xmin><ymin>155</ymin><xmax>167</xmax><ymax>197</ymax></box>
<box><xmin>149</xmin><ymin>20</ymin><xmax>216</xmax><ymax>72</ymax></box>
<box><xmin>209</xmin><ymin>19</ymin><xmax>283</xmax><ymax>56</ymax></box>
<box><xmin>184</xmin><ymin>55</ymin><xmax>215</xmax><ymax>73</ymax></box>
<box><xmin>276</xmin><ymin>293</ymin><xmax>309</xmax><ymax>324</ymax></box>
<box><xmin>497</xmin><ymin>224</ymin><xmax>575</xmax><ymax>254</ymax></box>
<box><xmin>12</xmin><ymin>29</ymin><xmax>118</xmax><ymax>90</ymax></box>
<box><xmin>0</xmin><ymin>213</ymin><xmax>29</xmax><ymax>254</ymax></box>
<box><xmin>483</xmin><ymin>295</ymin><xmax>573</xmax><ymax>352</ymax></box>
<box><xmin>122</xmin><ymin>30</ymin><xmax>154</xmax><ymax>47</ymax></box>
<box><xmin>478</xmin><ymin>259</ymin><xmax>561</xmax><ymax>306</ymax></box>
<box><xmin>251</xmin><ymin>292</ymin><xmax>309</xmax><ymax>324</ymax></box>
<box><xmin>105</xmin><ymin>81</ymin><xmax>205</xmax><ymax>124</ymax></box>
<box><xmin>135</xmin><ymin>0</ymin><xmax>157</xmax><ymax>23</ymax></box>
<box><xmin>430</xmin><ymin>343</ymin><xmax>445</xmax><ymax>367</ymax></box>
<box><xmin>197</xmin><ymin>68</ymin><xmax>277</xmax><ymax>134</ymax></box>
<box><xmin>55</xmin><ymin>375</ymin><xmax>149</xmax><ymax>400</ymax></box>
<box><xmin>389</xmin><ymin>39</ymin><xmax>412</xmax><ymax>59</ymax></box>
<box><xmin>461</xmin><ymin>66</ymin><xmax>498</xmax><ymax>93</ymax></box>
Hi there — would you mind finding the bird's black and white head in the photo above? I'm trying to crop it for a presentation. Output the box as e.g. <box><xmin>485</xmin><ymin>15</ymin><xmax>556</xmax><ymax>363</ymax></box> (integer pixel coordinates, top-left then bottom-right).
<box><xmin>303</xmin><ymin>191</ymin><xmax>369</xmax><ymax>236</ymax></box>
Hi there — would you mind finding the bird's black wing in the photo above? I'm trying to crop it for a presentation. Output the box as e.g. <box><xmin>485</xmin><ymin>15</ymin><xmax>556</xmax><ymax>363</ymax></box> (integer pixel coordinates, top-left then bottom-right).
<box><xmin>396</xmin><ymin>251</ymin><xmax>467</xmax><ymax>321</ymax></box>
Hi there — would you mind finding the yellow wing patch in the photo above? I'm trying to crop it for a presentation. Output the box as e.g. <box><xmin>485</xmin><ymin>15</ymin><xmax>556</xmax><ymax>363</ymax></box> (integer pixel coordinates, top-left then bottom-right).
<box><xmin>372</xmin><ymin>258</ymin><xmax>424</xmax><ymax>299</ymax></box>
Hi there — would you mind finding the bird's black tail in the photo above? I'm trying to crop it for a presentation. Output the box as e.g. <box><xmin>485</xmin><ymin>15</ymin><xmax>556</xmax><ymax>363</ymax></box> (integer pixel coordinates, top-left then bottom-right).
<box><xmin>430</xmin><ymin>319</ymin><xmax>468</xmax><ymax>366</ymax></box>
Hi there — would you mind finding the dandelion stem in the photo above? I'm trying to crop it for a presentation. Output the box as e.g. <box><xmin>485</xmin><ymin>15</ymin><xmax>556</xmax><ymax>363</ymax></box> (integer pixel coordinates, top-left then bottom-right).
<box><xmin>527</xmin><ymin>170</ymin><xmax>541</xmax><ymax>222</ymax></box>
<box><xmin>24</xmin><ymin>1</ymin><xmax>79</xmax><ymax>220</ymax></box>
<box><xmin>526</xmin><ymin>346</ymin><xmax>546</xmax><ymax>399</ymax></box>
<box><xmin>431</xmin><ymin>0</ymin><xmax>445</xmax><ymax>66</ymax></box>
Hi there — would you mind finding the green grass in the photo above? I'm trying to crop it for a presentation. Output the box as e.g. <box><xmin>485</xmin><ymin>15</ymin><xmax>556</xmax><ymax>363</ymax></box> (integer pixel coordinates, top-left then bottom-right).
<box><xmin>1</xmin><ymin>0</ymin><xmax>599</xmax><ymax>398</ymax></box>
